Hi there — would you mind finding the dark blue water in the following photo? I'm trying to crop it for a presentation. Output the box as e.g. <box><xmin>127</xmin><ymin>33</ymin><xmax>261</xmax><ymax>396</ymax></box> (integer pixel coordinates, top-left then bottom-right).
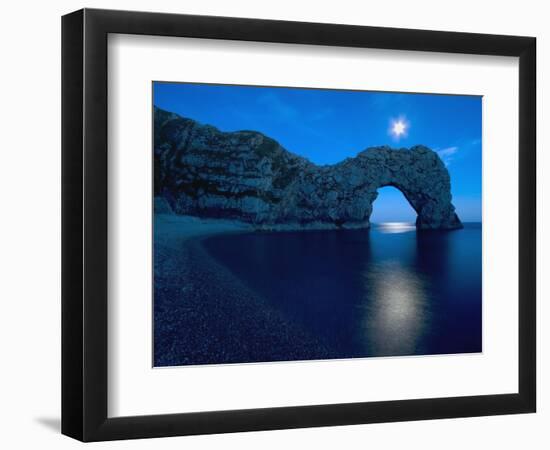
<box><xmin>203</xmin><ymin>223</ymin><xmax>482</xmax><ymax>359</ymax></box>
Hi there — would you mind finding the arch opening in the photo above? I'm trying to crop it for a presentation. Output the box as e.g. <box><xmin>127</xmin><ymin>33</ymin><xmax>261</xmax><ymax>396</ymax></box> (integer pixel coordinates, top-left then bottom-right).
<box><xmin>370</xmin><ymin>185</ymin><xmax>417</xmax><ymax>224</ymax></box>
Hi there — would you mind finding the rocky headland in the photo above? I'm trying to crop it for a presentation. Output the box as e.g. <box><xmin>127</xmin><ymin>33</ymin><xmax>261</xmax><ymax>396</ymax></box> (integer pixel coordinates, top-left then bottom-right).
<box><xmin>154</xmin><ymin>106</ymin><xmax>462</xmax><ymax>230</ymax></box>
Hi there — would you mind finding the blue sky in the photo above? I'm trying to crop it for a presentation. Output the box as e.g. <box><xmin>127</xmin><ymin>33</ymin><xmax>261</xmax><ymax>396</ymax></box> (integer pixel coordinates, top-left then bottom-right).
<box><xmin>154</xmin><ymin>82</ymin><xmax>482</xmax><ymax>222</ymax></box>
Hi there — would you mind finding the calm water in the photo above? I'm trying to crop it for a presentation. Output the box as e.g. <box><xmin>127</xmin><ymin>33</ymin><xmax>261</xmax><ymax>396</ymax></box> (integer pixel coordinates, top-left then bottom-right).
<box><xmin>203</xmin><ymin>223</ymin><xmax>482</xmax><ymax>359</ymax></box>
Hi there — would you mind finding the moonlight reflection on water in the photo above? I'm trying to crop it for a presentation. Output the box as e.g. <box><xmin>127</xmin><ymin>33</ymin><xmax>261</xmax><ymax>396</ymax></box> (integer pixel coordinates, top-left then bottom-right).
<box><xmin>362</xmin><ymin>261</ymin><xmax>430</xmax><ymax>356</ymax></box>
<box><xmin>374</xmin><ymin>222</ymin><xmax>417</xmax><ymax>234</ymax></box>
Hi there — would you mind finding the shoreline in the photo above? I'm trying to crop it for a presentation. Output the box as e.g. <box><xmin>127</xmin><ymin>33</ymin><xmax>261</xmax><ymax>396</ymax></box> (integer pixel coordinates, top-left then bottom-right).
<box><xmin>154</xmin><ymin>211</ymin><xmax>372</xmax><ymax>234</ymax></box>
<box><xmin>153</xmin><ymin>213</ymin><xmax>336</xmax><ymax>367</ymax></box>
<box><xmin>154</xmin><ymin>213</ymin><xmax>254</xmax><ymax>243</ymax></box>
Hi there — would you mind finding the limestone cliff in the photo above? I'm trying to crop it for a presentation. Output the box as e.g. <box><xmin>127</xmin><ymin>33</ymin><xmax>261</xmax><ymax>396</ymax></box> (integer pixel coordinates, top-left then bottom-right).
<box><xmin>154</xmin><ymin>106</ymin><xmax>462</xmax><ymax>230</ymax></box>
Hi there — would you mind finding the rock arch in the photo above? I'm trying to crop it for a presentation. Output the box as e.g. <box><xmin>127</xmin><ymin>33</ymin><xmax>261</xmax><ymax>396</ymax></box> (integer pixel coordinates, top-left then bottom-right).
<box><xmin>372</xmin><ymin>180</ymin><xmax>460</xmax><ymax>229</ymax></box>
<box><xmin>354</xmin><ymin>146</ymin><xmax>462</xmax><ymax>229</ymax></box>
<box><xmin>264</xmin><ymin>145</ymin><xmax>462</xmax><ymax>230</ymax></box>
<box><xmin>154</xmin><ymin>107</ymin><xmax>463</xmax><ymax>230</ymax></box>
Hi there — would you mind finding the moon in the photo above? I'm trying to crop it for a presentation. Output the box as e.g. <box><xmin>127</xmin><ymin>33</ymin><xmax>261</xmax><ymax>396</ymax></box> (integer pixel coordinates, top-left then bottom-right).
<box><xmin>391</xmin><ymin>119</ymin><xmax>407</xmax><ymax>137</ymax></box>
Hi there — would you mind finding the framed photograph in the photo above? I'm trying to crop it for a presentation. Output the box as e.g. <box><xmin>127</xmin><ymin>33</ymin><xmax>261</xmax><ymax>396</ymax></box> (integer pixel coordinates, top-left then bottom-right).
<box><xmin>62</xmin><ymin>8</ymin><xmax>536</xmax><ymax>441</ymax></box>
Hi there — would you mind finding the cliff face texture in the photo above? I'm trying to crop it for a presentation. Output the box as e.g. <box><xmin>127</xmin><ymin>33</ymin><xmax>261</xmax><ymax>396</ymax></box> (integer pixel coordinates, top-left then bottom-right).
<box><xmin>154</xmin><ymin>107</ymin><xmax>462</xmax><ymax>230</ymax></box>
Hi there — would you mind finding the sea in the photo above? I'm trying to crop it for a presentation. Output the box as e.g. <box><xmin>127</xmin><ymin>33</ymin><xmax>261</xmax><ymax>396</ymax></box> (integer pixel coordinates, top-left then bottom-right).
<box><xmin>202</xmin><ymin>223</ymin><xmax>482</xmax><ymax>359</ymax></box>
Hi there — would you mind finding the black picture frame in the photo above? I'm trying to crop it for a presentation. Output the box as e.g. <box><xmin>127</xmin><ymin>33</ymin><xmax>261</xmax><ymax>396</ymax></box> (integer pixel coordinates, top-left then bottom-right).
<box><xmin>62</xmin><ymin>8</ymin><xmax>536</xmax><ymax>442</ymax></box>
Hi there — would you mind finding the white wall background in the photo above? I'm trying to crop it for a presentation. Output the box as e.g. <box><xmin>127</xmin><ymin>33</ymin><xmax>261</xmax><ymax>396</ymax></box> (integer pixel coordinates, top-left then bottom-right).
<box><xmin>0</xmin><ymin>0</ymin><xmax>546</xmax><ymax>448</ymax></box>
